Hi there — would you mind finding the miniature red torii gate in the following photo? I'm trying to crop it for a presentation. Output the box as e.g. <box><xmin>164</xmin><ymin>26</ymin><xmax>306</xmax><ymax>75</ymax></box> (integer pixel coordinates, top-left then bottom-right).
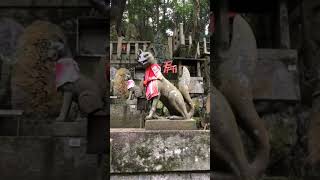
<box><xmin>162</xmin><ymin>60</ymin><xmax>177</xmax><ymax>74</ymax></box>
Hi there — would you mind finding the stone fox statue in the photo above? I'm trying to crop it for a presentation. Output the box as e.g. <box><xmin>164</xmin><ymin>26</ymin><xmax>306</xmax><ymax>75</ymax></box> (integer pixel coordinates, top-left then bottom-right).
<box><xmin>211</xmin><ymin>15</ymin><xmax>270</xmax><ymax>180</ymax></box>
<box><xmin>137</xmin><ymin>49</ymin><xmax>194</xmax><ymax>120</ymax></box>
<box><xmin>47</xmin><ymin>40</ymin><xmax>105</xmax><ymax>121</ymax></box>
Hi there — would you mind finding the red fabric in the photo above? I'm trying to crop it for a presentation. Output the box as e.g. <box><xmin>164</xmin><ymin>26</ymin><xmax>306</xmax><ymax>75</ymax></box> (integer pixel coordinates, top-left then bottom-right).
<box><xmin>55</xmin><ymin>63</ymin><xmax>63</xmax><ymax>80</ymax></box>
<box><xmin>144</xmin><ymin>64</ymin><xmax>162</xmax><ymax>100</ymax></box>
<box><xmin>143</xmin><ymin>64</ymin><xmax>162</xmax><ymax>86</ymax></box>
<box><xmin>55</xmin><ymin>58</ymin><xmax>80</xmax><ymax>89</ymax></box>
<box><xmin>145</xmin><ymin>80</ymin><xmax>159</xmax><ymax>100</ymax></box>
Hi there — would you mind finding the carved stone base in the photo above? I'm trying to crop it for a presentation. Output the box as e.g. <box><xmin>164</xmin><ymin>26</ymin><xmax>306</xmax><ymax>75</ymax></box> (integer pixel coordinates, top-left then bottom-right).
<box><xmin>145</xmin><ymin>119</ymin><xmax>197</xmax><ymax>130</ymax></box>
<box><xmin>52</xmin><ymin>121</ymin><xmax>87</xmax><ymax>137</ymax></box>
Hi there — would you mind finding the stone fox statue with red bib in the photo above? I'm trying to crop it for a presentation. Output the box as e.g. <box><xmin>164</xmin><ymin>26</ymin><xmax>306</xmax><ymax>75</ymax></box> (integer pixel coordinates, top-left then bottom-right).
<box><xmin>137</xmin><ymin>49</ymin><xmax>194</xmax><ymax>120</ymax></box>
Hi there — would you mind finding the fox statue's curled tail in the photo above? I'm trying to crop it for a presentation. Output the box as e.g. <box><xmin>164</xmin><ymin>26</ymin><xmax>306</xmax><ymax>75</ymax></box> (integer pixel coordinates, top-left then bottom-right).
<box><xmin>178</xmin><ymin>66</ymin><xmax>194</xmax><ymax>119</ymax></box>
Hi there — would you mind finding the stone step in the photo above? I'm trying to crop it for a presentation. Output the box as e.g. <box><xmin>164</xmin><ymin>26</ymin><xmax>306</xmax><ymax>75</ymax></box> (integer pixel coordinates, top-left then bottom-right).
<box><xmin>145</xmin><ymin>119</ymin><xmax>197</xmax><ymax>130</ymax></box>
<box><xmin>111</xmin><ymin>173</ymin><xmax>210</xmax><ymax>180</ymax></box>
<box><xmin>213</xmin><ymin>173</ymin><xmax>289</xmax><ymax>180</ymax></box>
<box><xmin>263</xmin><ymin>177</ymin><xmax>288</xmax><ymax>180</ymax></box>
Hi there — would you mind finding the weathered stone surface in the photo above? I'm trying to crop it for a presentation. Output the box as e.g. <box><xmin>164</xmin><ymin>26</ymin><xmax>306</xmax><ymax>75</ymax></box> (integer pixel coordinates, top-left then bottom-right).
<box><xmin>262</xmin><ymin>177</ymin><xmax>288</xmax><ymax>180</ymax></box>
<box><xmin>213</xmin><ymin>173</ymin><xmax>290</xmax><ymax>180</ymax></box>
<box><xmin>0</xmin><ymin>18</ymin><xmax>24</xmax><ymax>58</ymax></box>
<box><xmin>52</xmin><ymin>121</ymin><xmax>87</xmax><ymax>137</ymax></box>
<box><xmin>51</xmin><ymin>137</ymin><xmax>99</xmax><ymax>180</ymax></box>
<box><xmin>111</xmin><ymin>173</ymin><xmax>210</xmax><ymax>180</ymax></box>
<box><xmin>0</xmin><ymin>18</ymin><xmax>24</xmax><ymax>105</ymax></box>
<box><xmin>0</xmin><ymin>136</ymin><xmax>98</xmax><ymax>180</ymax></box>
<box><xmin>145</xmin><ymin>119</ymin><xmax>197</xmax><ymax>130</ymax></box>
<box><xmin>110</xmin><ymin>128</ymin><xmax>210</xmax><ymax>173</ymax></box>
<box><xmin>189</xmin><ymin>77</ymin><xmax>204</xmax><ymax>94</ymax></box>
<box><xmin>261</xmin><ymin>106</ymin><xmax>301</xmax><ymax>177</ymax></box>
<box><xmin>110</xmin><ymin>103</ymin><xmax>144</xmax><ymax>128</ymax></box>
<box><xmin>253</xmin><ymin>49</ymin><xmax>299</xmax><ymax>101</ymax></box>
<box><xmin>77</xmin><ymin>17</ymin><xmax>108</xmax><ymax>56</ymax></box>
<box><xmin>0</xmin><ymin>136</ymin><xmax>52</xmax><ymax>180</ymax></box>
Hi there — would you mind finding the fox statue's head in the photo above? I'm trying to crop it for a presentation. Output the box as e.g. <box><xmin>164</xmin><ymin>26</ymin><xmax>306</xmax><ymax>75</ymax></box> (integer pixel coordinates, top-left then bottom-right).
<box><xmin>137</xmin><ymin>48</ymin><xmax>157</xmax><ymax>67</ymax></box>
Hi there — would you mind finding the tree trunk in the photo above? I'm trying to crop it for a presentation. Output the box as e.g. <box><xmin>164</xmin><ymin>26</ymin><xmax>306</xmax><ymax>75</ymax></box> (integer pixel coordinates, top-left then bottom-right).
<box><xmin>162</xmin><ymin>0</ymin><xmax>166</xmax><ymax>33</ymax></box>
<box><xmin>192</xmin><ymin>0</ymin><xmax>200</xmax><ymax>42</ymax></box>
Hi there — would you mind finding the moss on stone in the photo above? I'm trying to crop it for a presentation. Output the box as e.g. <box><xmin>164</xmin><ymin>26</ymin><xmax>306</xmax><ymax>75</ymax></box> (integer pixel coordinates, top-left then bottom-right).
<box><xmin>110</xmin><ymin>131</ymin><xmax>210</xmax><ymax>173</ymax></box>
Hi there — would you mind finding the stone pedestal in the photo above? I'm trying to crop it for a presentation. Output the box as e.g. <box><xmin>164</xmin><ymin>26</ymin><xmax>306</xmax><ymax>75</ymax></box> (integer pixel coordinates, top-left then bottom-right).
<box><xmin>110</xmin><ymin>128</ymin><xmax>209</xmax><ymax>173</ymax></box>
<box><xmin>52</xmin><ymin>121</ymin><xmax>87</xmax><ymax>137</ymax></box>
<box><xmin>145</xmin><ymin>119</ymin><xmax>197</xmax><ymax>130</ymax></box>
<box><xmin>111</xmin><ymin>103</ymin><xmax>145</xmax><ymax>128</ymax></box>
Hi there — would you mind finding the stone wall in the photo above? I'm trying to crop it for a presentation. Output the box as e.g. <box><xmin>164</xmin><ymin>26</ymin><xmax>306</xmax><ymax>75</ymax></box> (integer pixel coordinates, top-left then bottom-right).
<box><xmin>110</xmin><ymin>129</ymin><xmax>210</xmax><ymax>178</ymax></box>
<box><xmin>111</xmin><ymin>173</ymin><xmax>210</xmax><ymax>180</ymax></box>
<box><xmin>0</xmin><ymin>136</ymin><xmax>99</xmax><ymax>180</ymax></box>
<box><xmin>0</xmin><ymin>128</ymin><xmax>210</xmax><ymax>179</ymax></box>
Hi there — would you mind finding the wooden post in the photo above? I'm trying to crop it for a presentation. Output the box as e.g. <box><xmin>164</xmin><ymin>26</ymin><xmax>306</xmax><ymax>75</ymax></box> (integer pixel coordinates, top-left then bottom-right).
<box><xmin>204</xmin><ymin>37</ymin><xmax>209</xmax><ymax>54</ymax></box>
<box><xmin>188</xmin><ymin>35</ymin><xmax>192</xmax><ymax>53</ymax></box>
<box><xmin>196</xmin><ymin>42</ymin><xmax>200</xmax><ymax>59</ymax></box>
<box><xmin>143</xmin><ymin>43</ymin><xmax>147</xmax><ymax>51</ymax></box>
<box><xmin>173</xmin><ymin>29</ymin><xmax>179</xmax><ymax>52</ymax></box>
<box><xmin>179</xmin><ymin>23</ymin><xmax>185</xmax><ymax>45</ymax></box>
<box><xmin>110</xmin><ymin>42</ymin><xmax>113</xmax><ymax>59</ymax></box>
<box><xmin>178</xmin><ymin>60</ymin><xmax>182</xmax><ymax>76</ymax></box>
<box><xmin>126</xmin><ymin>42</ymin><xmax>130</xmax><ymax>60</ymax></box>
<box><xmin>116</xmin><ymin>36</ymin><xmax>123</xmax><ymax>59</ymax></box>
<box><xmin>278</xmin><ymin>0</ymin><xmax>290</xmax><ymax>49</ymax></box>
<box><xmin>197</xmin><ymin>61</ymin><xmax>201</xmax><ymax>77</ymax></box>
<box><xmin>135</xmin><ymin>42</ymin><xmax>139</xmax><ymax>55</ymax></box>
<box><xmin>168</xmin><ymin>37</ymin><xmax>173</xmax><ymax>59</ymax></box>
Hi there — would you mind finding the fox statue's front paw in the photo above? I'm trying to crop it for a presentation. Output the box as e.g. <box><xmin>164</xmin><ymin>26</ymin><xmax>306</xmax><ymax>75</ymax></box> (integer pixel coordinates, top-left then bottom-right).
<box><xmin>55</xmin><ymin>115</ymin><xmax>66</xmax><ymax>122</ymax></box>
<box><xmin>145</xmin><ymin>114</ymin><xmax>160</xmax><ymax>120</ymax></box>
<box><xmin>145</xmin><ymin>114</ymin><xmax>153</xmax><ymax>120</ymax></box>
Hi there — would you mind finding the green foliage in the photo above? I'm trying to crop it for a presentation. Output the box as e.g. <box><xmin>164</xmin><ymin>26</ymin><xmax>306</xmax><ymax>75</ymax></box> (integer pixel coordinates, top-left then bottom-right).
<box><xmin>123</xmin><ymin>0</ymin><xmax>209</xmax><ymax>41</ymax></box>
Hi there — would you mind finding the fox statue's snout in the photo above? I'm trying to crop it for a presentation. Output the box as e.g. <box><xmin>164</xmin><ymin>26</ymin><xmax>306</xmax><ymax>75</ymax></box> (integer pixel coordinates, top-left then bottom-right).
<box><xmin>137</xmin><ymin>49</ymin><xmax>149</xmax><ymax>65</ymax></box>
<box><xmin>137</xmin><ymin>49</ymin><xmax>157</xmax><ymax>66</ymax></box>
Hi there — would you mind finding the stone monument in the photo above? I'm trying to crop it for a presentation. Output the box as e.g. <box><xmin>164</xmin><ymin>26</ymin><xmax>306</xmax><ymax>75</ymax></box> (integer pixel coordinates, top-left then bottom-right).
<box><xmin>137</xmin><ymin>48</ymin><xmax>196</xmax><ymax>130</ymax></box>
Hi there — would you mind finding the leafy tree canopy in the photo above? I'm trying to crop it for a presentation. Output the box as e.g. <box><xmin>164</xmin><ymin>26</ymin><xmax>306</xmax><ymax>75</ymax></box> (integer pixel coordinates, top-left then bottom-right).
<box><xmin>111</xmin><ymin>0</ymin><xmax>209</xmax><ymax>41</ymax></box>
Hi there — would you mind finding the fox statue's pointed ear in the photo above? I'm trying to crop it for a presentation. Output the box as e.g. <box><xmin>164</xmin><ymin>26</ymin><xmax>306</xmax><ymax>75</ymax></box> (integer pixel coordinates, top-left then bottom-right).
<box><xmin>138</xmin><ymin>49</ymin><xmax>143</xmax><ymax>56</ymax></box>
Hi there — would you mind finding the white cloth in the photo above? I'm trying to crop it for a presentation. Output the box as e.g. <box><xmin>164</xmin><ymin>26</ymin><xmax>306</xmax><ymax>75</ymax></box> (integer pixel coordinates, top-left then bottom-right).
<box><xmin>127</xmin><ymin>79</ymin><xmax>135</xmax><ymax>89</ymax></box>
<box><xmin>55</xmin><ymin>58</ymin><xmax>80</xmax><ymax>89</ymax></box>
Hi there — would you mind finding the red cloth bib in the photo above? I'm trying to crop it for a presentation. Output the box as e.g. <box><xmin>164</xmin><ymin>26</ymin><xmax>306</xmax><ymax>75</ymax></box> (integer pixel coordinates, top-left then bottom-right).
<box><xmin>144</xmin><ymin>64</ymin><xmax>162</xmax><ymax>100</ymax></box>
